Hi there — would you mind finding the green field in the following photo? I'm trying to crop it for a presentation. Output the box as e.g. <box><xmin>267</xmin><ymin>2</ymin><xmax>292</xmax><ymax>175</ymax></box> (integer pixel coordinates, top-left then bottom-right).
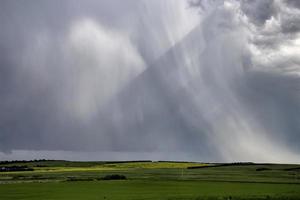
<box><xmin>0</xmin><ymin>160</ymin><xmax>300</xmax><ymax>200</ymax></box>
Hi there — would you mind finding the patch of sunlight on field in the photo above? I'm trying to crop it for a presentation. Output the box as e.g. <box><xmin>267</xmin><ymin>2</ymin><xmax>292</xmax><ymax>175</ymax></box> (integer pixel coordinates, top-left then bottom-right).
<box><xmin>31</xmin><ymin>162</ymin><xmax>209</xmax><ymax>173</ymax></box>
<box><xmin>102</xmin><ymin>162</ymin><xmax>209</xmax><ymax>169</ymax></box>
<box><xmin>0</xmin><ymin>162</ymin><xmax>210</xmax><ymax>175</ymax></box>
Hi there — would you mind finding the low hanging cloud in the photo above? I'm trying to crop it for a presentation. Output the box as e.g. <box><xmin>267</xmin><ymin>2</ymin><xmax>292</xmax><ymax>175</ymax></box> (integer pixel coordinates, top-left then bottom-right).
<box><xmin>0</xmin><ymin>0</ymin><xmax>300</xmax><ymax>163</ymax></box>
<box><xmin>64</xmin><ymin>18</ymin><xmax>145</xmax><ymax>119</ymax></box>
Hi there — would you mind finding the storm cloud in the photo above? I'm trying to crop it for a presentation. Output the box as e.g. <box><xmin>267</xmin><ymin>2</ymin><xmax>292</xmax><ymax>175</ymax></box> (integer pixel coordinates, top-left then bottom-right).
<box><xmin>0</xmin><ymin>0</ymin><xmax>299</xmax><ymax>163</ymax></box>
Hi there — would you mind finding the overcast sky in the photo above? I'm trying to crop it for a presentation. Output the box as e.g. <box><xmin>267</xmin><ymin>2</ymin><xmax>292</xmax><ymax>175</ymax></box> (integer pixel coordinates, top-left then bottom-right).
<box><xmin>0</xmin><ymin>0</ymin><xmax>300</xmax><ymax>163</ymax></box>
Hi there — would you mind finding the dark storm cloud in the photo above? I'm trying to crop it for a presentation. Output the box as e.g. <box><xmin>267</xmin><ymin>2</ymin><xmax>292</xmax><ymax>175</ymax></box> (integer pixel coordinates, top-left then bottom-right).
<box><xmin>281</xmin><ymin>14</ymin><xmax>300</xmax><ymax>34</ymax></box>
<box><xmin>285</xmin><ymin>0</ymin><xmax>300</xmax><ymax>9</ymax></box>
<box><xmin>237</xmin><ymin>0</ymin><xmax>300</xmax><ymax>155</ymax></box>
<box><xmin>239</xmin><ymin>0</ymin><xmax>300</xmax><ymax>53</ymax></box>
<box><xmin>0</xmin><ymin>0</ymin><xmax>300</xmax><ymax>162</ymax></box>
<box><xmin>240</xmin><ymin>0</ymin><xmax>276</xmax><ymax>25</ymax></box>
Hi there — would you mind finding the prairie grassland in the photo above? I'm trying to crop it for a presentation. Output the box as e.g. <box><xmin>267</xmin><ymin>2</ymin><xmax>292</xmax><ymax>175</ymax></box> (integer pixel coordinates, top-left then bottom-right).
<box><xmin>0</xmin><ymin>161</ymin><xmax>300</xmax><ymax>200</ymax></box>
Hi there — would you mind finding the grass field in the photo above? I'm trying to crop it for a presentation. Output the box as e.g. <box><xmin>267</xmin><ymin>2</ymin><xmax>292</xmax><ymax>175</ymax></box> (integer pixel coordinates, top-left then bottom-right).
<box><xmin>0</xmin><ymin>160</ymin><xmax>300</xmax><ymax>200</ymax></box>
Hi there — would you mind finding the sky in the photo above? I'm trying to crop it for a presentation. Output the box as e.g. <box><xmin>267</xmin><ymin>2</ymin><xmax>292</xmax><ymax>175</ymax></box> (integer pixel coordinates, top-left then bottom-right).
<box><xmin>0</xmin><ymin>0</ymin><xmax>300</xmax><ymax>163</ymax></box>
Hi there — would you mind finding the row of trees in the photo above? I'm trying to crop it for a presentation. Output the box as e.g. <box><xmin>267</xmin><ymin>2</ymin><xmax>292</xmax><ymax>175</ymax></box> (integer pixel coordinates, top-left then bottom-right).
<box><xmin>0</xmin><ymin>165</ymin><xmax>34</xmax><ymax>172</ymax></box>
<box><xmin>0</xmin><ymin>159</ymin><xmax>62</xmax><ymax>165</ymax></box>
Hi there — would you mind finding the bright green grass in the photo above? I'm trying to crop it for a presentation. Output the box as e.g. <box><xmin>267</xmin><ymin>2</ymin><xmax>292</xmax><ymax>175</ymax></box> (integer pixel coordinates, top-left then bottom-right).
<box><xmin>1</xmin><ymin>180</ymin><xmax>300</xmax><ymax>200</ymax></box>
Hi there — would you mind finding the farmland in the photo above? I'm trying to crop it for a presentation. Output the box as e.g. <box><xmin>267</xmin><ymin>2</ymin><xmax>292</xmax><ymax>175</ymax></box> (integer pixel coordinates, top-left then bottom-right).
<box><xmin>0</xmin><ymin>160</ymin><xmax>300</xmax><ymax>200</ymax></box>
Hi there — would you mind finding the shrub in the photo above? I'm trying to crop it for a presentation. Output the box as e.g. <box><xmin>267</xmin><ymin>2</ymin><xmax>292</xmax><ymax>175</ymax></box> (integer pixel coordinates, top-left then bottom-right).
<box><xmin>101</xmin><ymin>174</ymin><xmax>127</xmax><ymax>180</ymax></box>
<box><xmin>256</xmin><ymin>168</ymin><xmax>271</xmax><ymax>171</ymax></box>
<box><xmin>66</xmin><ymin>177</ymin><xmax>94</xmax><ymax>182</ymax></box>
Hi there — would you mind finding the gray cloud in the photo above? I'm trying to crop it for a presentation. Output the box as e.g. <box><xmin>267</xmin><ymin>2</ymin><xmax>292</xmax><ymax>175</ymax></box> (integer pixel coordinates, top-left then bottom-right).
<box><xmin>0</xmin><ymin>0</ymin><xmax>300</xmax><ymax>162</ymax></box>
<box><xmin>240</xmin><ymin>0</ymin><xmax>276</xmax><ymax>26</ymax></box>
<box><xmin>285</xmin><ymin>0</ymin><xmax>300</xmax><ymax>9</ymax></box>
